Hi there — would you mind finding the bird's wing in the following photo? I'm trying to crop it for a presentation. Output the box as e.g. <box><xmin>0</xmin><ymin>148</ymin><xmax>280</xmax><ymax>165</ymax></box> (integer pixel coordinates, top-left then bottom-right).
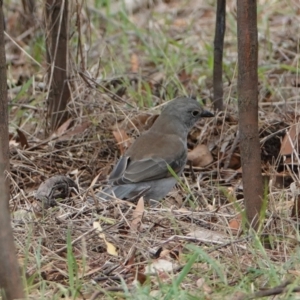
<box><xmin>122</xmin><ymin>155</ymin><xmax>184</xmax><ymax>183</ymax></box>
<box><xmin>110</xmin><ymin>147</ymin><xmax>186</xmax><ymax>185</ymax></box>
<box><xmin>108</xmin><ymin>156</ymin><xmax>129</xmax><ymax>181</ymax></box>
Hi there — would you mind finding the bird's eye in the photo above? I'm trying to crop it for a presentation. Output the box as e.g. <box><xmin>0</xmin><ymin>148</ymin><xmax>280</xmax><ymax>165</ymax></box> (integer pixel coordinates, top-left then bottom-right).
<box><xmin>192</xmin><ymin>110</ymin><xmax>200</xmax><ymax>117</ymax></box>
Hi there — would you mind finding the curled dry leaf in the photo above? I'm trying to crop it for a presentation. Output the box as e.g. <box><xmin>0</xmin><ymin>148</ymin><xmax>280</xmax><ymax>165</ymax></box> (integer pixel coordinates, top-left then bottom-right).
<box><xmin>16</xmin><ymin>128</ymin><xmax>29</xmax><ymax>149</ymax></box>
<box><xmin>57</xmin><ymin>121</ymin><xmax>91</xmax><ymax>141</ymax></box>
<box><xmin>228</xmin><ymin>214</ymin><xmax>242</xmax><ymax>234</ymax></box>
<box><xmin>227</xmin><ymin>153</ymin><xmax>241</xmax><ymax>169</ymax></box>
<box><xmin>280</xmin><ymin>123</ymin><xmax>299</xmax><ymax>156</ymax></box>
<box><xmin>52</xmin><ymin>118</ymin><xmax>73</xmax><ymax>137</ymax></box>
<box><xmin>187</xmin><ymin>144</ymin><xmax>213</xmax><ymax>167</ymax></box>
<box><xmin>113</xmin><ymin>129</ymin><xmax>132</xmax><ymax>155</ymax></box>
<box><xmin>131</xmin><ymin>197</ymin><xmax>144</xmax><ymax>232</ymax></box>
<box><xmin>132</xmin><ymin>273</ymin><xmax>147</xmax><ymax>285</ymax></box>
<box><xmin>131</xmin><ymin>53</ymin><xmax>139</xmax><ymax>72</ymax></box>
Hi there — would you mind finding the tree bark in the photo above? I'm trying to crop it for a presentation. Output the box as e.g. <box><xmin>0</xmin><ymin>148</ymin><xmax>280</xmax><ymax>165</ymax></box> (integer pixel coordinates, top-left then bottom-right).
<box><xmin>46</xmin><ymin>0</ymin><xmax>70</xmax><ymax>133</ymax></box>
<box><xmin>213</xmin><ymin>0</ymin><xmax>226</xmax><ymax>112</ymax></box>
<box><xmin>237</xmin><ymin>0</ymin><xmax>263</xmax><ymax>230</ymax></box>
<box><xmin>0</xmin><ymin>0</ymin><xmax>24</xmax><ymax>298</ymax></box>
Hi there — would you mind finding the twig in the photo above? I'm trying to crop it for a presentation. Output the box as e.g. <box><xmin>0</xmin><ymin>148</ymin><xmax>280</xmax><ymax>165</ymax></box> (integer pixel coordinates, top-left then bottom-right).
<box><xmin>241</xmin><ymin>280</ymin><xmax>300</xmax><ymax>299</ymax></box>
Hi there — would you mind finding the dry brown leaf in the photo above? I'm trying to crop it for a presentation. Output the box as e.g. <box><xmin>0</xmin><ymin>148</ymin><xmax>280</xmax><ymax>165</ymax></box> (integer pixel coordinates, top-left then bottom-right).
<box><xmin>16</xmin><ymin>128</ymin><xmax>29</xmax><ymax>149</ymax></box>
<box><xmin>131</xmin><ymin>53</ymin><xmax>139</xmax><ymax>72</ymax></box>
<box><xmin>131</xmin><ymin>197</ymin><xmax>144</xmax><ymax>231</ymax></box>
<box><xmin>173</xmin><ymin>19</ymin><xmax>188</xmax><ymax>27</ymax></box>
<box><xmin>280</xmin><ymin>124</ymin><xmax>299</xmax><ymax>156</ymax></box>
<box><xmin>89</xmin><ymin>173</ymin><xmax>101</xmax><ymax>189</ymax></box>
<box><xmin>229</xmin><ymin>214</ymin><xmax>242</xmax><ymax>233</ymax></box>
<box><xmin>113</xmin><ymin>129</ymin><xmax>132</xmax><ymax>155</ymax></box>
<box><xmin>187</xmin><ymin>144</ymin><xmax>213</xmax><ymax>167</ymax></box>
<box><xmin>136</xmin><ymin>272</ymin><xmax>147</xmax><ymax>284</ymax></box>
<box><xmin>227</xmin><ymin>153</ymin><xmax>241</xmax><ymax>170</ymax></box>
<box><xmin>126</xmin><ymin>113</ymin><xmax>152</xmax><ymax>130</ymax></box>
<box><xmin>54</xmin><ymin>118</ymin><xmax>73</xmax><ymax>137</ymax></box>
<box><xmin>57</xmin><ymin>121</ymin><xmax>91</xmax><ymax>141</ymax></box>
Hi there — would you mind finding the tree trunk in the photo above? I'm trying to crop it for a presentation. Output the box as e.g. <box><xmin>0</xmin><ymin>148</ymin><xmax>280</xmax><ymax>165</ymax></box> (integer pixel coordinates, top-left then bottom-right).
<box><xmin>46</xmin><ymin>0</ymin><xmax>70</xmax><ymax>133</ymax></box>
<box><xmin>0</xmin><ymin>0</ymin><xmax>24</xmax><ymax>298</ymax></box>
<box><xmin>237</xmin><ymin>0</ymin><xmax>263</xmax><ymax>230</ymax></box>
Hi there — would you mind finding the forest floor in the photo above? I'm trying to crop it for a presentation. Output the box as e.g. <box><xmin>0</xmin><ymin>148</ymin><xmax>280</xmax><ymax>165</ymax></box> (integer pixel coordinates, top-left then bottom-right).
<box><xmin>5</xmin><ymin>0</ymin><xmax>300</xmax><ymax>299</ymax></box>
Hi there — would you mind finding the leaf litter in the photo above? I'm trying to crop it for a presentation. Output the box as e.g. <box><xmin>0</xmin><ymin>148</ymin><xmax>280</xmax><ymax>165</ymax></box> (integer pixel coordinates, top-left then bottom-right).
<box><xmin>6</xmin><ymin>0</ymin><xmax>300</xmax><ymax>298</ymax></box>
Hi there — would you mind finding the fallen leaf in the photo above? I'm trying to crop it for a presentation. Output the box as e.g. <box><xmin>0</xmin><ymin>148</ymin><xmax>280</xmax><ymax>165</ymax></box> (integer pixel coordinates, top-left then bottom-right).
<box><xmin>187</xmin><ymin>228</ymin><xmax>229</xmax><ymax>243</ymax></box>
<box><xmin>112</xmin><ymin>129</ymin><xmax>132</xmax><ymax>155</ymax></box>
<box><xmin>16</xmin><ymin>129</ymin><xmax>29</xmax><ymax>149</ymax></box>
<box><xmin>187</xmin><ymin>144</ymin><xmax>213</xmax><ymax>167</ymax></box>
<box><xmin>134</xmin><ymin>272</ymin><xmax>147</xmax><ymax>285</ymax></box>
<box><xmin>131</xmin><ymin>197</ymin><xmax>144</xmax><ymax>231</ymax></box>
<box><xmin>93</xmin><ymin>222</ymin><xmax>118</xmax><ymax>256</ymax></box>
<box><xmin>124</xmin><ymin>113</ymin><xmax>152</xmax><ymax>130</ymax></box>
<box><xmin>280</xmin><ymin>124</ymin><xmax>299</xmax><ymax>156</ymax></box>
<box><xmin>89</xmin><ymin>173</ymin><xmax>100</xmax><ymax>189</ymax></box>
<box><xmin>131</xmin><ymin>53</ymin><xmax>139</xmax><ymax>73</ymax></box>
<box><xmin>228</xmin><ymin>214</ymin><xmax>242</xmax><ymax>233</ymax></box>
<box><xmin>173</xmin><ymin>19</ymin><xmax>188</xmax><ymax>27</ymax></box>
<box><xmin>57</xmin><ymin>121</ymin><xmax>91</xmax><ymax>141</ymax></box>
<box><xmin>53</xmin><ymin>118</ymin><xmax>73</xmax><ymax>137</ymax></box>
<box><xmin>227</xmin><ymin>153</ymin><xmax>241</xmax><ymax>169</ymax></box>
<box><xmin>145</xmin><ymin>259</ymin><xmax>179</xmax><ymax>274</ymax></box>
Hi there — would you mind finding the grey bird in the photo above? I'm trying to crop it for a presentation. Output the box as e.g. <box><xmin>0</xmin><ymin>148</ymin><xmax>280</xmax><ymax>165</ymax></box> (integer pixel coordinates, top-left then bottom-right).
<box><xmin>98</xmin><ymin>97</ymin><xmax>213</xmax><ymax>202</ymax></box>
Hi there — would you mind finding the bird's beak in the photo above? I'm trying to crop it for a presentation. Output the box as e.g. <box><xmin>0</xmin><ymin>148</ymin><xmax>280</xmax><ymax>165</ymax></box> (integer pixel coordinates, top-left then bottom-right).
<box><xmin>200</xmin><ymin>110</ymin><xmax>214</xmax><ymax>118</ymax></box>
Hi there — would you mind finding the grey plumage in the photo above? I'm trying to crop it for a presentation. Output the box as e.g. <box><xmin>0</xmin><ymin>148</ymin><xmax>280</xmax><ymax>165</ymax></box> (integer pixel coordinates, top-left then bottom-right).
<box><xmin>98</xmin><ymin>97</ymin><xmax>213</xmax><ymax>202</ymax></box>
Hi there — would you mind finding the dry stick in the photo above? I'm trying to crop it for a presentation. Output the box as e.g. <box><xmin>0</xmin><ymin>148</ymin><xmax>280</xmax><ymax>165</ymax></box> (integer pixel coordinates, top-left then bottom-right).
<box><xmin>90</xmin><ymin>287</ymin><xmax>124</xmax><ymax>300</ymax></box>
<box><xmin>241</xmin><ymin>280</ymin><xmax>300</xmax><ymax>300</ymax></box>
<box><xmin>213</xmin><ymin>0</ymin><xmax>226</xmax><ymax>112</ymax></box>
<box><xmin>75</xmin><ymin>0</ymin><xmax>85</xmax><ymax>70</ymax></box>
<box><xmin>78</xmin><ymin>71</ymin><xmax>135</xmax><ymax>107</ymax></box>
<box><xmin>4</xmin><ymin>32</ymin><xmax>41</xmax><ymax>67</ymax></box>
